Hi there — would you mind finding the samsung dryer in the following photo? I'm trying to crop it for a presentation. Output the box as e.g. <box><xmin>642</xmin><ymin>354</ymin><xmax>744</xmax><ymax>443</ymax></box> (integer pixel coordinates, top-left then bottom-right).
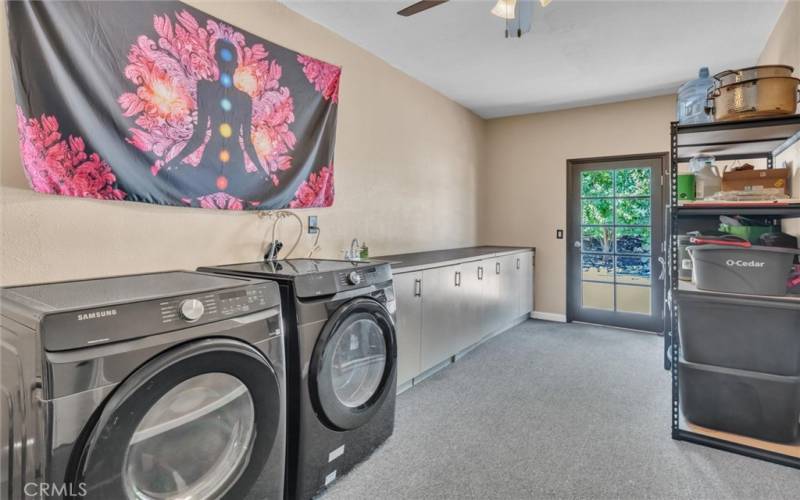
<box><xmin>198</xmin><ymin>259</ymin><xmax>397</xmax><ymax>500</ymax></box>
<box><xmin>0</xmin><ymin>271</ymin><xmax>285</xmax><ymax>499</ymax></box>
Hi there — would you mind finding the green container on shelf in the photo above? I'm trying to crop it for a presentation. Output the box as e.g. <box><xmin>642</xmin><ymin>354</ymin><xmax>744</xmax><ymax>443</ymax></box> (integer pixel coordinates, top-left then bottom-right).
<box><xmin>719</xmin><ymin>223</ymin><xmax>775</xmax><ymax>244</ymax></box>
<box><xmin>677</xmin><ymin>174</ymin><xmax>695</xmax><ymax>201</ymax></box>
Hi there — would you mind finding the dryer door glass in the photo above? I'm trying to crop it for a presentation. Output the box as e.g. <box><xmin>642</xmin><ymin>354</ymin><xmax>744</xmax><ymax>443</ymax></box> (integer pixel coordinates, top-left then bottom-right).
<box><xmin>123</xmin><ymin>372</ymin><xmax>255</xmax><ymax>499</ymax></box>
<box><xmin>312</xmin><ymin>297</ymin><xmax>396</xmax><ymax>430</ymax></box>
<box><xmin>330</xmin><ymin>317</ymin><xmax>387</xmax><ymax>408</ymax></box>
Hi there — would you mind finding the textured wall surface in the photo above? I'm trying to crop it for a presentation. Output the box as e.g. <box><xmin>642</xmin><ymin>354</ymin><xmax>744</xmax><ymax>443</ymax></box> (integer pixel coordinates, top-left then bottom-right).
<box><xmin>0</xmin><ymin>0</ymin><xmax>484</xmax><ymax>286</ymax></box>
<box><xmin>480</xmin><ymin>95</ymin><xmax>675</xmax><ymax>316</ymax></box>
<box><xmin>760</xmin><ymin>0</ymin><xmax>800</xmax><ymax>235</ymax></box>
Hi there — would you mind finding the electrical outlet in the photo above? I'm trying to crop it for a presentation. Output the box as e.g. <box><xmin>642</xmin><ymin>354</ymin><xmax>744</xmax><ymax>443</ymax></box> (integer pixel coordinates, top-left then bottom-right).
<box><xmin>556</xmin><ymin>229</ymin><xmax>564</xmax><ymax>239</ymax></box>
<box><xmin>308</xmin><ymin>215</ymin><xmax>319</xmax><ymax>234</ymax></box>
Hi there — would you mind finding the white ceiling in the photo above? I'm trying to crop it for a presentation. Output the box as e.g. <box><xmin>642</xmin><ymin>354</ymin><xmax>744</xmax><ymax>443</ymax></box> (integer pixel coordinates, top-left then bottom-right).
<box><xmin>281</xmin><ymin>0</ymin><xmax>787</xmax><ymax>118</ymax></box>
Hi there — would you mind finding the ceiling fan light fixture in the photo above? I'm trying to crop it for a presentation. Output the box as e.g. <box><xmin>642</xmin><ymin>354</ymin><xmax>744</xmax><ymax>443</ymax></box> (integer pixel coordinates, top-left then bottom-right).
<box><xmin>491</xmin><ymin>0</ymin><xmax>517</xmax><ymax>19</ymax></box>
<box><xmin>540</xmin><ymin>0</ymin><xmax>552</xmax><ymax>6</ymax></box>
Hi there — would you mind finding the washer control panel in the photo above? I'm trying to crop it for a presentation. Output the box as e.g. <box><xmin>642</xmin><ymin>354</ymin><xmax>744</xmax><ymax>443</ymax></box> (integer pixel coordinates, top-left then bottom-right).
<box><xmin>159</xmin><ymin>285</ymin><xmax>272</xmax><ymax>325</ymax></box>
<box><xmin>216</xmin><ymin>287</ymin><xmax>271</xmax><ymax>316</ymax></box>
<box><xmin>179</xmin><ymin>299</ymin><xmax>205</xmax><ymax>321</ymax></box>
<box><xmin>40</xmin><ymin>281</ymin><xmax>281</xmax><ymax>352</ymax></box>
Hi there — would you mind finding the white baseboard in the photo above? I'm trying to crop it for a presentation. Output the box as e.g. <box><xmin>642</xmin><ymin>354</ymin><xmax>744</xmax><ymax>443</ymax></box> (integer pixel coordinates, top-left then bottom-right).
<box><xmin>531</xmin><ymin>311</ymin><xmax>567</xmax><ymax>323</ymax></box>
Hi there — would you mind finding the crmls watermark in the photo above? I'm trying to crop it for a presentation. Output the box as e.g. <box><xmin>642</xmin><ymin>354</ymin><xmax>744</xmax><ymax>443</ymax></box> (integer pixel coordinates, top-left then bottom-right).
<box><xmin>24</xmin><ymin>482</ymin><xmax>87</xmax><ymax>497</ymax></box>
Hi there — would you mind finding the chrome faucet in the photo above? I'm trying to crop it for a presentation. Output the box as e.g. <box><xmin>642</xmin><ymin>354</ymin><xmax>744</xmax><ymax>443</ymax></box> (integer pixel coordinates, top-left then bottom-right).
<box><xmin>344</xmin><ymin>238</ymin><xmax>361</xmax><ymax>261</ymax></box>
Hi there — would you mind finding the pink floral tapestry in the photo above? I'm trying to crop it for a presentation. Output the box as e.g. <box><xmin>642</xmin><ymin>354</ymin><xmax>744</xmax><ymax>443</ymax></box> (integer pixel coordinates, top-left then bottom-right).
<box><xmin>8</xmin><ymin>1</ymin><xmax>339</xmax><ymax>210</ymax></box>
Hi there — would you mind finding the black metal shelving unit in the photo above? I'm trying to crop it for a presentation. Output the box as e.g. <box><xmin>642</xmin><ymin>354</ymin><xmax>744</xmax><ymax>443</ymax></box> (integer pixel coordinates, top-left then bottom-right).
<box><xmin>667</xmin><ymin>114</ymin><xmax>800</xmax><ymax>468</ymax></box>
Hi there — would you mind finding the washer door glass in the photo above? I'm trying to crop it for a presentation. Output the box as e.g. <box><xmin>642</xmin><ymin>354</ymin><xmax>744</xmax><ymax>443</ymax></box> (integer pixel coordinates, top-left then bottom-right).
<box><xmin>123</xmin><ymin>372</ymin><xmax>255</xmax><ymax>499</ymax></box>
<box><xmin>330</xmin><ymin>317</ymin><xmax>387</xmax><ymax>408</ymax></box>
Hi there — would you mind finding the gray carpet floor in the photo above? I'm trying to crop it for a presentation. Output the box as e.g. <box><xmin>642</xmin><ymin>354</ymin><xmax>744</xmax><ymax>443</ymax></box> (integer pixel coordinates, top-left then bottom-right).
<box><xmin>322</xmin><ymin>320</ymin><xmax>800</xmax><ymax>500</ymax></box>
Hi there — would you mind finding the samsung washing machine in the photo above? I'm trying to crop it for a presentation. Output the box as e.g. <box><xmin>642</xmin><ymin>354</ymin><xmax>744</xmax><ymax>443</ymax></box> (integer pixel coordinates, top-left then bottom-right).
<box><xmin>198</xmin><ymin>259</ymin><xmax>397</xmax><ymax>500</ymax></box>
<box><xmin>0</xmin><ymin>271</ymin><xmax>286</xmax><ymax>499</ymax></box>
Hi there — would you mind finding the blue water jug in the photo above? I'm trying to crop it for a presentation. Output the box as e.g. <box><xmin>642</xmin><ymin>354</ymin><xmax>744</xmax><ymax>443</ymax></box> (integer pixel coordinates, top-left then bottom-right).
<box><xmin>677</xmin><ymin>67</ymin><xmax>715</xmax><ymax>124</ymax></box>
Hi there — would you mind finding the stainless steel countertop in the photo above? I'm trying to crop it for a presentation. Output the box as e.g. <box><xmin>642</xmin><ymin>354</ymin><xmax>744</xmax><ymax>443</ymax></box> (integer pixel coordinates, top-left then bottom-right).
<box><xmin>375</xmin><ymin>246</ymin><xmax>534</xmax><ymax>273</ymax></box>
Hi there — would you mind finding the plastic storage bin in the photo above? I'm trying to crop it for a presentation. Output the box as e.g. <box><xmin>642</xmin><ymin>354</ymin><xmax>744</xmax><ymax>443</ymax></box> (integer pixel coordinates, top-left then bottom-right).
<box><xmin>677</xmin><ymin>291</ymin><xmax>800</xmax><ymax>375</ymax></box>
<box><xmin>679</xmin><ymin>358</ymin><xmax>800</xmax><ymax>443</ymax></box>
<box><xmin>688</xmin><ymin>244</ymin><xmax>800</xmax><ymax>295</ymax></box>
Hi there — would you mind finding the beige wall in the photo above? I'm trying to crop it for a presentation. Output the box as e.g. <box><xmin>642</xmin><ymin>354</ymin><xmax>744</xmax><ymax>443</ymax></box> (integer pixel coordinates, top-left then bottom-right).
<box><xmin>0</xmin><ymin>0</ymin><xmax>484</xmax><ymax>286</ymax></box>
<box><xmin>760</xmin><ymin>0</ymin><xmax>800</xmax><ymax>85</ymax></box>
<box><xmin>479</xmin><ymin>95</ymin><xmax>676</xmax><ymax>317</ymax></box>
<box><xmin>760</xmin><ymin>0</ymin><xmax>800</xmax><ymax>235</ymax></box>
<box><xmin>480</xmin><ymin>0</ymin><xmax>800</xmax><ymax>318</ymax></box>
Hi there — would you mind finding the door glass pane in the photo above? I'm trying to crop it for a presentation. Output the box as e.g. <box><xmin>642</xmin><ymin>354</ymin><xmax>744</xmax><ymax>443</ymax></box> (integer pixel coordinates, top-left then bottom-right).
<box><xmin>125</xmin><ymin>373</ymin><xmax>254</xmax><ymax>499</ymax></box>
<box><xmin>615</xmin><ymin>168</ymin><xmax>651</xmax><ymax>196</ymax></box>
<box><xmin>582</xmin><ymin>226</ymin><xmax>614</xmax><ymax>253</ymax></box>
<box><xmin>582</xmin><ymin>254</ymin><xmax>614</xmax><ymax>282</ymax></box>
<box><xmin>615</xmin><ymin>227</ymin><xmax>651</xmax><ymax>254</ymax></box>
<box><xmin>581</xmin><ymin>170</ymin><xmax>613</xmax><ymax>197</ymax></box>
<box><xmin>582</xmin><ymin>198</ymin><xmax>613</xmax><ymax>225</ymax></box>
<box><xmin>331</xmin><ymin>318</ymin><xmax>386</xmax><ymax>408</ymax></box>
<box><xmin>616</xmin><ymin>256</ymin><xmax>651</xmax><ymax>285</ymax></box>
<box><xmin>615</xmin><ymin>198</ymin><xmax>650</xmax><ymax>225</ymax></box>
<box><xmin>576</xmin><ymin>163</ymin><xmax>657</xmax><ymax>322</ymax></box>
<box><xmin>582</xmin><ymin>282</ymin><xmax>614</xmax><ymax>310</ymax></box>
<box><xmin>617</xmin><ymin>285</ymin><xmax>651</xmax><ymax>314</ymax></box>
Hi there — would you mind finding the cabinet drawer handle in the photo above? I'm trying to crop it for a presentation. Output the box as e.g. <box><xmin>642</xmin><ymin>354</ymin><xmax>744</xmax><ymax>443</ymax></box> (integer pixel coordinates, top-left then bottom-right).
<box><xmin>414</xmin><ymin>278</ymin><xmax>422</xmax><ymax>297</ymax></box>
<box><xmin>454</xmin><ymin>271</ymin><xmax>462</xmax><ymax>287</ymax></box>
<box><xmin>496</xmin><ymin>262</ymin><xmax>501</xmax><ymax>275</ymax></box>
<box><xmin>478</xmin><ymin>266</ymin><xmax>484</xmax><ymax>280</ymax></box>
<box><xmin>516</xmin><ymin>258</ymin><xmax>521</xmax><ymax>270</ymax></box>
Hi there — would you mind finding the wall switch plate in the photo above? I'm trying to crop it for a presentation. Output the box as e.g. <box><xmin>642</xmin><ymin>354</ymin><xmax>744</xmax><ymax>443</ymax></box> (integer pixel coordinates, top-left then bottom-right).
<box><xmin>308</xmin><ymin>215</ymin><xmax>319</xmax><ymax>234</ymax></box>
<box><xmin>556</xmin><ymin>229</ymin><xmax>564</xmax><ymax>239</ymax></box>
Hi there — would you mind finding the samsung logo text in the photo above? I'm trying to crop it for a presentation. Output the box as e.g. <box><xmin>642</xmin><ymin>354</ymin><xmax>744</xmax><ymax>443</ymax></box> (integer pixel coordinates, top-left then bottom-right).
<box><xmin>77</xmin><ymin>309</ymin><xmax>117</xmax><ymax>321</ymax></box>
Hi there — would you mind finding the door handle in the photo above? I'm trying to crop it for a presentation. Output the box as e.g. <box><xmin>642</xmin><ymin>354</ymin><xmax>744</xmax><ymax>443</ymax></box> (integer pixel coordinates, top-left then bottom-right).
<box><xmin>574</xmin><ymin>241</ymin><xmax>582</xmax><ymax>248</ymax></box>
<box><xmin>657</xmin><ymin>256</ymin><xmax>666</xmax><ymax>281</ymax></box>
<box><xmin>478</xmin><ymin>266</ymin><xmax>484</xmax><ymax>280</ymax></box>
<box><xmin>516</xmin><ymin>258</ymin><xmax>521</xmax><ymax>270</ymax></box>
<box><xmin>414</xmin><ymin>278</ymin><xmax>422</xmax><ymax>297</ymax></box>
<box><xmin>496</xmin><ymin>262</ymin><xmax>501</xmax><ymax>274</ymax></box>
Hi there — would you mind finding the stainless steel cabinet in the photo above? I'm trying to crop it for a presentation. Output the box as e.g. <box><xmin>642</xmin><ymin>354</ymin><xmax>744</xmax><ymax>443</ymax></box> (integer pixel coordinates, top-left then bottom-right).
<box><xmin>459</xmin><ymin>260</ymin><xmax>484</xmax><ymax>350</ymax></box>
<box><xmin>498</xmin><ymin>254</ymin><xmax>517</xmax><ymax>325</ymax></box>
<box><xmin>420</xmin><ymin>265</ymin><xmax>462</xmax><ymax>372</ymax></box>
<box><xmin>392</xmin><ymin>249</ymin><xmax>535</xmax><ymax>384</ymax></box>
<box><xmin>509</xmin><ymin>252</ymin><xmax>533</xmax><ymax>317</ymax></box>
<box><xmin>393</xmin><ymin>271</ymin><xmax>422</xmax><ymax>386</ymax></box>
<box><xmin>518</xmin><ymin>251</ymin><xmax>534</xmax><ymax>316</ymax></box>
<box><xmin>481</xmin><ymin>256</ymin><xmax>501</xmax><ymax>336</ymax></box>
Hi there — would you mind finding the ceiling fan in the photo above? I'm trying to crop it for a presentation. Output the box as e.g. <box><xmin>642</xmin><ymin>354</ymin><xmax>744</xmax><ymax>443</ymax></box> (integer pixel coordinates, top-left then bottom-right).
<box><xmin>397</xmin><ymin>0</ymin><xmax>552</xmax><ymax>38</ymax></box>
<box><xmin>397</xmin><ymin>0</ymin><xmax>552</xmax><ymax>18</ymax></box>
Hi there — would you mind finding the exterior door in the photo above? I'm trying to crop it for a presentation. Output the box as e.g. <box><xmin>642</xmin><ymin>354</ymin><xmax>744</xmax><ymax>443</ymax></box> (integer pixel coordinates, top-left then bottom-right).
<box><xmin>310</xmin><ymin>298</ymin><xmax>396</xmax><ymax>430</ymax></box>
<box><xmin>567</xmin><ymin>154</ymin><xmax>666</xmax><ymax>332</ymax></box>
<box><xmin>70</xmin><ymin>338</ymin><xmax>281</xmax><ymax>499</ymax></box>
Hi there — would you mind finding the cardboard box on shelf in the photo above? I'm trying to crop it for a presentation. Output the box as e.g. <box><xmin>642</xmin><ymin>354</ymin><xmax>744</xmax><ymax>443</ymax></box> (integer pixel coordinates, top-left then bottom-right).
<box><xmin>722</xmin><ymin>167</ymin><xmax>791</xmax><ymax>195</ymax></box>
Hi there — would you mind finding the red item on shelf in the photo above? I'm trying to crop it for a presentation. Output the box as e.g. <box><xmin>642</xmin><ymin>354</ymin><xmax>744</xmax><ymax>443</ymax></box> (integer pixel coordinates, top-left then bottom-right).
<box><xmin>689</xmin><ymin>236</ymin><xmax>752</xmax><ymax>248</ymax></box>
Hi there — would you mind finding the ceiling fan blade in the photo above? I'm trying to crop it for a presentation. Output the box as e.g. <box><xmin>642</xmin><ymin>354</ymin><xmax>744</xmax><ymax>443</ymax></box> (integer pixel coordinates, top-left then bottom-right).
<box><xmin>397</xmin><ymin>0</ymin><xmax>449</xmax><ymax>17</ymax></box>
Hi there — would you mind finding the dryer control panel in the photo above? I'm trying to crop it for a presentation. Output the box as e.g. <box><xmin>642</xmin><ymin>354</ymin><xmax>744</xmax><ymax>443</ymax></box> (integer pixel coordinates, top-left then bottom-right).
<box><xmin>295</xmin><ymin>262</ymin><xmax>393</xmax><ymax>298</ymax></box>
